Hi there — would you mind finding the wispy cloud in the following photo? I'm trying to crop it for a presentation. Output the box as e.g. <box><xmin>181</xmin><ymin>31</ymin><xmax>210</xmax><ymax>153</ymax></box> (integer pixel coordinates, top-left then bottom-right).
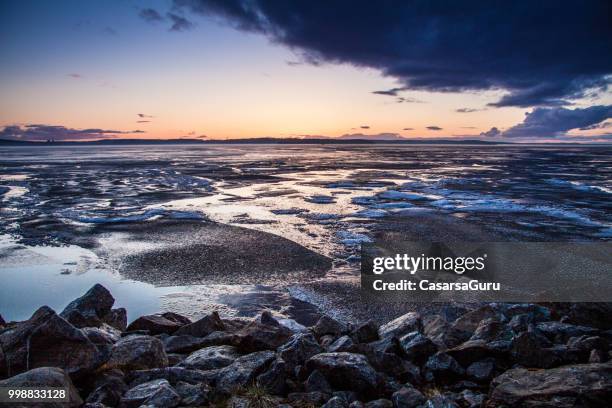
<box><xmin>168</xmin><ymin>13</ymin><xmax>194</xmax><ymax>32</ymax></box>
<box><xmin>0</xmin><ymin>124</ymin><xmax>145</xmax><ymax>141</ymax></box>
<box><xmin>139</xmin><ymin>8</ymin><xmax>164</xmax><ymax>23</ymax></box>
<box><xmin>426</xmin><ymin>126</ymin><xmax>443</xmax><ymax>131</ymax></box>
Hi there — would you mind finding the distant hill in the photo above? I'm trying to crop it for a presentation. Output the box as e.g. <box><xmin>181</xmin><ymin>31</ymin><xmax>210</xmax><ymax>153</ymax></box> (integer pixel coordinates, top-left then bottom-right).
<box><xmin>0</xmin><ymin>137</ymin><xmax>509</xmax><ymax>145</ymax></box>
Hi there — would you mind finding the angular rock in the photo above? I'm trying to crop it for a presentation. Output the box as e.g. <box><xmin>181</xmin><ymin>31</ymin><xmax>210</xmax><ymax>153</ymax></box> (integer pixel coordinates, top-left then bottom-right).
<box><xmin>424</xmin><ymin>352</ymin><xmax>465</xmax><ymax>383</ymax></box>
<box><xmin>278</xmin><ymin>332</ymin><xmax>323</xmax><ymax>371</ymax></box>
<box><xmin>314</xmin><ymin>315</ymin><xmax>348</xmax><ymax>337</ymax></box>
<box><xmin>487</xmin><ymin>363</ymin><xmax>612</xmax><ymax>407</ymax></box>
<box><xmin>466</xmin><ymin>358</ymin><xmax>496</xmax><ymax>382</ymax></box>
<box><xmin>511</xmin><ymin>331</ymin><xmax>571</xmax><ymax>368</ymax></box>
<box><xmin>548</xmin><ymin>302</ymin><xmax>612</xmax><ymax>330</ymax></box>
<box><xmin>82</xmin><ymin>324</ymin><xmax>121</xmax><ymax>346</ymax></box>
<box><xmin>305</xmin><ymin>369</ymin><xmax>333</xmax><ymax>394</ymax></box>
<box><xmin>59</xmin><ymin>284</ymin><xmax>115</xmax><ymax>328</ymax></box>
<box><xmin>127</xmin><ymin>314</ymin><xmax>184</xmax><ymax>335</ymax></box>
<box><xmin>175</xmin><ymin>381</ymin><xmax>211</xmax><ymax>406</ymax></box>
<box><xmin>128</xmin><ymin>366</ymin><xmax>211</xmax><ymax>387</ymax></box>
<box><xmin>0</xmin><ymin>367</ymin><xmax>82</xmax><ymax>408</ymax></box>
<box><xmin>423</xmin><ymin>315</ymin><xmax>470</xmax><ymax>349</ymax></box>
<box><xmin>378</xmin><ymin>312</ymin><xmax>422</xmax><ymax>339</ymax></box>
<box><xmin>257</xmin><ymin>358</ymin><xmax>289</xmax><ymax>395</ymax></box>
<box><xmin>365</xmin><ymin>399</ymin><xmax>393</xmax><ymax>408</ymax></box>
<box><xmin>121</xmin><ymin>378</ymin><xmax>180</xmax><ymax>408</ymax></box>
<box><xmin>235</xmin><ymin>313</ymin><xmax>293</xmax><ymax>353</ymax></box>
<box><xmin>105</xmin><ymin>335</ymin><xmax>168</xmax><ymax>371</ymax></box>
<box><xmin>0</xmin><ymin>313</ymin><xmax>5</xmax><ymax>327</ymax></box>
<box><xmin>425</xmin><ymin>394</ymin><xmax>459</xmax><ymax>408</ymax></box>
<box><xmin>452</xmin><ymin>305</ymin><xmax>502</xmax><ymax>334</ymax></box>
<box><xmin>323</xmin><ymin>396</ymin><xmax>349</xmax><ymax>408</ymax></box>
<box><xmin>352</xmin><ymin>320</ymin><xmax>379</xmax><ymax>343</ymax></box>
<box><xmin>104</xmin><ymin>308</ymin><xmax>127</xmax><ymax>331</ymax></box>
<box><xmin>536</xmin><ymin>321</ymin><xmax>599</xmax><ymax>343</ymax></box>
<box><xmin>174</xmin><ymin>311</ymin><xmax>225</xmax><ymax>337</ymax></box>
<box><xmin>161</xmin><ymin>312</ymin><xmax>191</xmax><ymax>326</ymax></box>
<box><xmin>469</xmin><ymin>317</ymin><xmax>514</xmax><ymax>342</ymax></box>
<box><xmin>456</xmin><ymin>389</ymin><xmax>486</xmax><ymax>408</ymax></box>
<box><xmin>161</xmin><ymin>335</ymin><xmax>213</xmax><ymax>354</ymax></box>
<box><xmin>214</xmin><ymin>350</ymin><xmax>276</xmax><ymax>394</ymax></box>
<box><xmin>0</xmin><ymin>306</ymin><xmax>101</xmax><ymax>378</ymax></box>
<box><xmin>305</xmin><ymin>352</ymin><xmax>381</xmax><ymax>398</ymax></box>
<box><xmin>288</xmin><ymin>391</ymin><xmax>330</xmax><ymax>406</ymax></box>
<box><xmin>368</xmin><ymin>336</ymin><xmax>400</xmax><ymax>355</ymax></box>
<box><xmin>503</xmin><ymin>303</ymin><xmax>551</xmax><ymax>321</ymax></box>
<box><xmin>391</xmin><ymin>385</ymin><xmax>426</xmax><ymax>408</ymax></box>
<box><xmin>86</xmin><ymin>374</ymin><xmax>127</xmax><ymax>407</ymax></box>
<box><xmin>446</xmin><ymin>339</ymin><xmax>507</xmax><ymax>367</ymax></box>
<box><xmin>329</xmin><ymin>335</ymin><xmax>355</xmax><ymax>353</ymax></box>
<box><xmin>179</xmin><ymin>345</ymin><xmax>239</xmax><ymax>370</ymax></box>
<box><xmin>398</xmin><ymin>331</ymin><xmax>437</xmax><ymax>364</ymax></box>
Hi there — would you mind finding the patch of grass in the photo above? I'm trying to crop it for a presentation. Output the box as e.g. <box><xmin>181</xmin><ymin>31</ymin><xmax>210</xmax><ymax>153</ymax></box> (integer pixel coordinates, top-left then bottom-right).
<box><xmin>240</xmin><ymin>384</ymin><xmax>277</xmax><ymax>408</ymax></box>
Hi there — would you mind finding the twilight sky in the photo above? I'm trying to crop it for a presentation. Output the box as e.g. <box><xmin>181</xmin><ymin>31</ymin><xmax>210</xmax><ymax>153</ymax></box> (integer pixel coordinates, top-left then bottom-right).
<box><xmin>1</xmin><ymin>0</ymin><xmax>611</xmax><ymax>142</ymax></box>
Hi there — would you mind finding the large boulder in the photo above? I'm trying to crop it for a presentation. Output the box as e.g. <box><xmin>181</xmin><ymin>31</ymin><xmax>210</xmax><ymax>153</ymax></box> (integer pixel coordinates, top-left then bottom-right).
<box><xmin>423</xmin><ymin>315</ymin><xmax>470</xmax><ymax>349</ymax></box>
<box><xmin>161</xmin><ymin>334</ymin><xmax>228</xmax><ymax>354</ymax></box>
<box><xmin>127</xmin><ymin>366</ymin><xmax>212</xmax><ymax>387</ymax></box>
<box><xmin>179</xmin><ymin>345</ymin><xmax>239</xmax><ymax>370</ymax></box>
<box><xmin>391</xmin><ymin>384</ymin><xmax>426</xmax><ymax>408</ymax></box>
<box><xmin>452</xmin><ymin>305</ymin><xmax>503</xmax><ymax>334</ymax></box>
<box><xmin>305</xmin><ymin>352</ymin><xmax>381</xmax><ymax>398</ymax></box>
<box><xmin>126</xmin><ymin>314</ymin><xmax>184</xmax><ymax>335</ymax></box>
<box><xmin>0</xmin><ymin>306</ymin><xmax>101</xmax><ymax>378</ymax></box>
<box><xmin>378</xmin><ymin>312</ymin><xmax>422</xmax><ymax>339</ymax></box>
<box><xmin>235</xmin><ymin>312</ymin><xmax>293</xmax><ymax>353</ymax></box>
<box><xmin>486</xmin><ymin>363</ymin><xmax>612</xmax><ymax>407</ymax></box>
<box><xmin>174</xmin><ymin>311</ymin><xmax>225</xmax><ymax>337</ymax></box>
<box><xmin>278</xmin><ymin>332</ymin><xmax>324</xmax><ymax>371</ymax></box>
<box><xmin>314</xmin><ymin>315</ymin><xmax>348</xmax><ymax>337</ymax></box>
<box><xmin>105</xmin><ymin>335</ymin><xmax>168</xmax><ymax>371</ymax></box>
<box><xmin>398</xmin><ymin>331</ymin><xmax>437</xmax><ymax>364</ymax></box>
<box><xmin>214</xmin><ymin>350</ymin><xmax>276</xmax><ymax>394</ymax></box>
<box><xmin>547</xmin><ymin>303</ymin><xmax>612</xmax><ymax>330</ymax></box>
<box><xmin>121</xmin><ymin>378</ymin><xmax>181</xmax><ymax>408</ymax></box>
<box><xmin>59</xmin><ymin>284</ymin><xmax>124</xmax><ymax>329</ymax></box>
<box><xmin>424</xmin><ymin>352</ymin><xmax>465</xmax><ymax>383</ymax></box>
<box><xmin>535</xmin><ymin>321</ymin><xmax>599</xmax><ymax>343</ymax></box>
<box><xmin>0</xmin><ymin>367</ymin><xmax>82</xmax><ymax>408</ymax></box>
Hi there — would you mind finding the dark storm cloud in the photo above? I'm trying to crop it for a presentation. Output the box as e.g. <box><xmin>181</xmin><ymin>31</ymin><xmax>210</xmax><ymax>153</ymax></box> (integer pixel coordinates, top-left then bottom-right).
<box><xmin>427</xmin><ymin>126</ymin><xmax>442</xmax><ymax>131</ymax></box>
<box><xmin>0</xmin><ymin>125</ymin><xmax>145</xmax><ymax>141</ymax></box>
<box><xmin>139</xmin><ymin>8</ymin><xmax>164</xmax><ymax>23</ymax></box>
<box><xmin>168</xmin><ymin>13</ymin><xmax>195</xmax><ymax>31</ymax></box>
<box><xmin>501</xmin><ymin>105</ymin><xmax>612</xmax><ymax>138</ymax></box>
<box><xmin>480</xmin><ymin>127</ymin><xmax>501</xmax><ymax>137</ymax></box>
<box><xmin>173</xmin><ymin>0</ymin><xmax>612</xmax><ymax>107</ymax></box>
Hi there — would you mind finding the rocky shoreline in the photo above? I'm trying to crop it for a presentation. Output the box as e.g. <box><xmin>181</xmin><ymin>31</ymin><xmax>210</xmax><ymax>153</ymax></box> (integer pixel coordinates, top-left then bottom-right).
<box><xmin>1</xmin><ymin>284</ymin><xmax>611</xmax><ymax>407</ymax></box>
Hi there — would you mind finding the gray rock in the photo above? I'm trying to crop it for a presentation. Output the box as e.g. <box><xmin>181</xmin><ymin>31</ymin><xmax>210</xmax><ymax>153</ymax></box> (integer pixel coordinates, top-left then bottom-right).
<box><xmin>446</xmin><ymin>339</ymin><xmax>506</xmax><ymax>367</ymax></box>
<box><xmin>368</xmin><ymin>336</ymin><xmax>400</xmax><ymax>355</ymax></box>
<box><xmin>305</xmin><ymin>369</ymin><xmax>333</xmax><ymax>394</ymax></box>
<box><xmin>536</xmin><ymin>321</ymin><xmax>599</xmax><ymax>343</ymax></box>
<box><xmin>82</xmin><ymin>324</ymin><xmax>121</xmax><ymax>346</ymax></box>
<box><xmin>425</xmin><ymin>394</ymin><xmax>459</xmax><ymax>408</ymax></box>
<box><xmin>487</xmin><ymin>363</ymin><xmax>612</xmax><ymax>407</ymax></box>
<box><xmin>329</xmin><ymin>335</ymin><xmax>355</xmax><ymax>352</ymax></box>
<box><xmin>511</xmin><ymin>331</ymin><xmax>570</xmax><ymax>368</ymax></box>
<box><xmin>352</xmin><ymin>320</ymin><xmax>379</xmax><ymax>343</ymax></box>
<box><xmin>128</xmin><ymin>366</ymin><xmax>211</xmax><ymax>387</ymax></box>
<box><xmin>452</xmin><ymin>305</ymin><xmax>502</xmax><ymax>334</ymax></box>
<box><xmin>423</xmin><ymin>315</ymin><xmax>470</xmax><ymax>349</ymax></box>
<box><xmin>365</xmin><ymin>399</ymin><xmax>393</xmax><ymax>408</ymax></box>
<box><xmin>180</xmin><ymin>345</ymin><xmax>239</xmax><ymax>370</ymax></box>
<box><xmin>424</xmin><ymin>352</ymin><xmax>465</xmax><ymax>383</ymax></box>
<box><xmin>174</xmin><ymin>311</ymin><xmax>225</xmax><ymax>337</ymax></box>
<box><xmin>160</xmin><ymin>312</ymin><xmax>191</xmax><ymax>326</ymax></box>
<box><xmin>104</xmin><ymin>308</ymin><xmax>127</xmax><ymax>331</ymax></box>
<box><xmin>278</xmin><ymin>332</ymin><xmax>323</xmax><ymax>370</ymax></box>
<box><xmin>323</xmin><ymin>396</ymin><xmax>349</xmax><ymax>408</ymax></box>
<box><xmin>127</xmin><ymin>314</ymin><xmax>184</xmax><ymax>335</ymax></box>
<box><xmin>214</xmin><ymin>350</ymin><xmax>276</xmax><ymax>394</ymax></box>
<box><xmin>174</xmin><ymin>381</ymin><xmax>211</xmax><ymax>406</ymax></box>
<box><xmin>378</xmin><ymin>312</ymin><xmax>422</xmax><ymax>339</ymax></box>
<box><xmin>547</xmin><ymin>302</ymin><xmax>612</xmax><ymax>330</ymax></box>
<box><xmin>86</xmin><ymin>374</ymin><xmax>127</xmax><ymax>406</ymax></box>
<box><xmin>398</xmin><ymin>331</ymin><xmax>437</xmax><ymax>364</ymax></box>
<box><xmin>0</xmin><ymin>306</ymin><xmax>101</xmax><ymax>378</ymax></box>
<box><xmin>235</xmin><ymin>314</ymin><xmax>293</xmax><ymax>353</ymax></box>
<box><xmin>589</xmin><ymin>349</ymin><xmax>608</xmax><ymax>363</ymax></box>
<box><xmin>105</xmin><ymin>335</ymin><xmax>168</xmax><ymax>371</ymax></box>
<box><xmin>391</xmin><ymin>385</ymin><xmax>426</xmax><ymax>408</ymax></box>
<box><xmin>469</xmin><ymin>317</ymin><xmax>514</xmax><ymax>342</ymax></box>
<box><xmin>503</xmin><ymin>303</ymin><xmax>551</xmax><ymax>321</ymax></box>
<box><xmin>60</xmin><ymin>284</ymin><xmax>115</xmax><ymax>328</ymax></box>
<box><xmin>0</xmin><ymin>367</ymin><xmax>82</xmax><ymax>408</ymax></box>
<box><xmin>257</xmin><ymin>358</ymin><xmax>289</xmax><ymax>395</ymax></box>
<box><xmin>314</xmin><ymin>315</ymin><xmax>348</xmax><ymax>337</ymax></box>
<box><xmin>121</xmin><ymin>378</ymin><xmax>180</xmax><ymax>408</ymax></box>
<box><xmin>466</xmin><ymin>358</ymin><xmax>496</xmax><ymax>382</ymax></box>
<box><xmin>305</xmin><ymin>352</ymin><xmax>381</xmax><ymax>398</ymax></box>
<box><xmin>455</xmin><ymin>389</ymin><xmax>485</xmax><ymax>408</ymax></box>
<box><xmin>288</xmin><ymin>391</ymin><xmax>330</xmax><ymax>406</ymax></box>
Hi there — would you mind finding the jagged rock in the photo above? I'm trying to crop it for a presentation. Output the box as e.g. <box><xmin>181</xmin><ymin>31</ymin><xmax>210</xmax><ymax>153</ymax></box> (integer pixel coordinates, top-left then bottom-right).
<box><xmin>455</xmin><ymin>389</ymin><xmax>486</xmax><ymax>408</ymax></box>
<box><xmin>162</xmin><ymin>331</ymin><xmax>237</xmax><ymax>354</ymax></box>
<box><xmin>161</xmin><ymin>312</ymin><xmax>191</xmax><ymax>326</ymax></box>
<box><xmin>503</xmin><ymin>303</ymin><xmax>551</xmax><ymax>321</ymax></box>
<box><xmin>511</xmin><ymin>331</ymin><xmax>576</xmax><ymax>368</ymax></box>
<box><xmin>423</xmin><ymin>315</ymin><xmax>470</xmax><ymax>349</ymax></box>
<box><xmin>424</xmin><ymin>352</ymin><xmax>465</xmax><ymax>383</ymax></box>
<box><xmin>314</xmin><ymin>315</ymin><xmax>348</xmax><ymax>337</ymax></box>
<box><xmin>305</xmin><ymin>369</ymin><xmax>333</xmax><ymax>393</ymax></box>
<box><xmin>278</xmin><ymin>332</ymin><xmax>323</xmax><ymax>371</ymax></box>
<box><xmin>426</xmin><ymin>394</ymin><xmax>459</xmax><ymax>408</ymax></box>
<box><xmin>329</xmin><ymin>335</ymin><xmax>355</xmax><ymax>352</ymax></box>
<box><xmin>257</xmin><ymin>358</ymin><xmax>289</xmax><ymax>395</ymax></box>
<box><xmin>0</xmin><ymin>313</ymin><xmax>5</xmax><ymax>327</ymax></box>
<box><xmin>227</xmin><ymin>396</ymin><xmax>250</xmax><ymax>408</ymax></box>
<box><xmin>59</xmin><ymin>284</ymin><xmax>115</xmax><ymax>328</ymax></box>
<box><xmin>0</xmin><ymin>367</ymin><xmax>82</xmax><ymax>408</ymax></box>
<box><xmin>323</xmin><ymin>396</ymin><xmax>349</xmax><ymax>408</ymax></box>
<box><xmin>452</xmin><ymin>305</ymin><xmax>503</xmax><ymax>334</ymax></box>
<box><xmin>121</xmin><ymin>378</ymin><xmax>180</xmax><ymax>408</ymax></box>
<box><xmin>466</xmin><ymin>358</ymin><xmax>496</xmax><ymax>382</ymax></box>
<box><xmin>398</xmin><ymin>331</ymin><xmax>437</xmax><ymax>364</ymax></box>
<box><xmin>352</xmin><ymin>320</ymin><xmax>379</xmax><ymax>343</ymax></box>
<box><xmin>589</xmin><ymin>349</ymin><xmax>608</xmax><ymax>363</ymax></box>
<box><xmin>174</xmin><ymin>381</ymin><xmax>211</xmax><ymax>406</ymax></box>
<box><xmin>446</xmin><ymin>339</ymin><xmax>508</xmax><ymax>367</ymax></box>
<box><xmin>378</xmin><ymin>312</ymin><xmax>422</xmax><ymax>339</ymax></box>
<box><xmin>288</xmin><ymin>392</ymin><xmax>330</xmax><ymax>406</ymax></box>
<box><xmin>320</xmin><ymin>334</ymin><xmax>336</xmax><ymax>349</ymax></box>
<box><xmin>469</xmin><ymin>317</ymin><xmax>514</xmax><ymax>342</ymax></box>
<box><xmin>333</xmin><ymin>391</ymin><xmax>359</xmax><ymax>405</ymax></box>
<box><xmin>214</xmin><ymin>350</ymin><xmax>276</xmax><ymax>394</ymax></box>
<box><xmin>166</xmin><ymin>353</ymin><xmax>185</xmax><ymax>366</ymax></box>
<box><xmin>128</xmin><ymin>367</ymin><xmax>211</xmax><ymax>387</ymax></box>
<box><xmin>82</xmin><ymin>324</ymin><xmax>121</xmax><ymax>346</ymax></box>
<box><xmin>536</xmin><ymin>321</ymin><xmax>599</xmax><ymax>343</ymax></box>
<box><xmin>486</xmin><ymin>363</ymin><xmax>612</xmax><ymax>407</ymax></box>
<box><xmin>391</xmin><ymin>384</ymin><xmax>426</xmax><ymax>408</ymax></box>
<box><xmin>174</xmin><ymin>311</ymin><xmax>225</xmax><ymax>337</ymax></box>
<box><xmin>104</xmin><ymin>308</ymin><xmax>127</xmax><ymax>331</ymax></box>
<box><xmin>365</xmin><ymin>399</ymin><xmax>393</xmax><ymax>408</ymax></box>
<box><xmin>547</xmin><ymin>302</ymin><xmax>612</xmax><ymax>330</ymax></box>
<box><xmin>179</xmin><ymin>345</ymin><xmax>239</xmax><ymax>370</ymax></box>
<box><xmin>368</xmin><ymin>336</ymin><xmax>400</xmax><ymax>355</ymax></box>
<box><xmin>0</xmin><ymin>306</ymin><xmax>101</xmax><ymax>378</ymax></box>
<box><xmin>305</xmin><ymin>352</ymin><xmax>381</xmax><ymax>398</ymax></box>
<box><xmin>86</xmin><ymin>374</ymin><xmax>127</xmax><ymax>406</ymax></box>
<box><xmin>127</xmin><ymin>315</ymin><xmax>184</xmax><ymax>335</ymax></box>
<box><xmin>235</xmin><ymin>312</ymin><xmax>293</xmax><ymax>353</ymax></box>
<box><xmin>349</xmin><ymin>402</ymin><xmax>366</xmax><ymax>408</ymax></box>
<box><xmin>105</xmin><ymin>335</ymin><xmax>168</xmax><ymax>371</ymax></box>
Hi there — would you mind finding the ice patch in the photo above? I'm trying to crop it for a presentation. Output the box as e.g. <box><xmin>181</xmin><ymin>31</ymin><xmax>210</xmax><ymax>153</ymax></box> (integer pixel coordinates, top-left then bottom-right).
<box><xmin>371</xmin><ymin>202</ymin><xmax>414</xmax><ymax>209</ymax></box>
<box><xmin>354</xmin><ymin>209</ymin><xmax>388</xmax><ymax>218</ymax></box>
<box><xmin>337</xmin><ymin>231</ymin><xmax>372</xmax><ymax>246</ymax></box>
<box><xmin>378</xmin><ymin>190</ymin><xmax>430</xmax><ymax>201</ymax></box>
<box><xmin>545</xmin><ymin>178</ymin><xmax>611</xmax><ymax>195</ymax></box>
<box><xmin>351</xmin><ymin>196</ymin><xmax>379</xmax><ymax>205</ymax></box>
<box><xmin>64</xmin><ymin>208</ymin><xmax>204</xmax><ymax>224</ymax></box>
<box><xmin>305</xmin><ymin>195</ymin><xmax>336</xmax><ymax>204</ymax></box>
